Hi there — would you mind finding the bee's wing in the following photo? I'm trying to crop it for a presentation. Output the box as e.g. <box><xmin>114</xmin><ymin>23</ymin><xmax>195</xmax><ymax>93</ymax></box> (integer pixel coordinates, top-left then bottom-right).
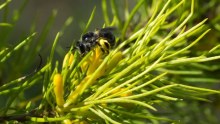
<box><xmin>99</xmin><ymin>27</ymin><xmax>116</xmax><ymax>32</ymax></box>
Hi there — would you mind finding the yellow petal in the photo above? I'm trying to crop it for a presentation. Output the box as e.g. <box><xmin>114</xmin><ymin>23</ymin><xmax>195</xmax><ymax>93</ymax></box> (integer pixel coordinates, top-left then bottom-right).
<box><xmin>53</xmin><ymin>74</ymin><xmax>65</xmax><ymax>107</ymax></box>
<box><xmin>63</xmin><ymin>119</ymin><xmax>72</xmax><ymax>124</ymax></box>
<box><xmin>63</xmin><ymin>52</ymin><xmax>74</xmax><ymax>68</ymax></box>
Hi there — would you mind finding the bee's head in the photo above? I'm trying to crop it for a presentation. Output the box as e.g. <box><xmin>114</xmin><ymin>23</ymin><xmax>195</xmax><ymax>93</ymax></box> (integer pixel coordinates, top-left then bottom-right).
<box><xmin>75</xmin><ymin>41</ymin><xmax>94</xmax><ymax>55</ymax></box>
<box><xmin>82</xmin><ymin>32</ymin><xmax>96</xmax><ymax>42</ymax></box>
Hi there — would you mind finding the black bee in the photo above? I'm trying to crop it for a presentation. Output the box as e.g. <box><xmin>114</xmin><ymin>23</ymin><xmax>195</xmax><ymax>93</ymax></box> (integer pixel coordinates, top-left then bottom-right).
<box><xmin>75</xmin><ymin>27</ymin><xmax>115</xmax><ymax>55</ymax></box>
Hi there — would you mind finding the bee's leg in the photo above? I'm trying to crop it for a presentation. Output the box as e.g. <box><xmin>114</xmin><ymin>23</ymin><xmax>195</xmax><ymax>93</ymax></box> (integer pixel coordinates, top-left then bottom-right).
<box><xmin>96</xmin><ymin>42</ymin><xmax>106</xmax><ymax>53</ymax></box>
<box><xmin>103</xmin><ymin>41</ymin><xmax>110</xmax><ymax>50</ymax></box>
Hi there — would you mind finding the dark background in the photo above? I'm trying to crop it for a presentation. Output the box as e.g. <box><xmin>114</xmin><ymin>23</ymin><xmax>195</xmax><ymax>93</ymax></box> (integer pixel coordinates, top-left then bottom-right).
<box><xmin>9</xmin><ymin>1</ymin><xmax>104</xmax><ymax>53</ymax></box>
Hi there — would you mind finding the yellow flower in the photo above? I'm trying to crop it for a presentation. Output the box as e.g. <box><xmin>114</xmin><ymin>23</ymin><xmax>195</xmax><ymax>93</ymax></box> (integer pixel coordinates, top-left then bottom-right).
<box><xmin>63</xmin><ymin>52</ymin><xmax>74</xmax><ymax>68</ymax></box>
<box><xmin>65</xmin><ymin>47</ymin><xmax>123</xmax><ymax>107</ymax></box>
<box><xmin>81</xmin><ymin>46</ymin><xmax>105</xmax><ymax>76</ymax></box>
<box><xmin>63</xmin><ymin>119</ymin><xmax>72</xmax><ymax>124</ymax></box>
<box><xmin>65</xmin><ymin>47</ymin><xmax>106</xmax><ymax>107</ymax></box>
<box><xmin>53</xmin><ymin>73</ymin><xmax>65</xmax><ymax>107</ymax></box>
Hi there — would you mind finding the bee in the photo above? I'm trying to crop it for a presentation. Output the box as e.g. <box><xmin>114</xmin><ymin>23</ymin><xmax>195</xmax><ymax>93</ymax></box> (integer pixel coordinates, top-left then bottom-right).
<box><xmin>75</xmin><ymin>27</ymin><xmax>115</xmax><ymax>55</ymax></box>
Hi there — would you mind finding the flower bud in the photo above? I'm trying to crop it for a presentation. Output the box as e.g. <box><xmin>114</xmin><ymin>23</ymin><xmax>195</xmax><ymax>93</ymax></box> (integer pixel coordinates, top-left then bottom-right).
<box><xmin>53</xmin><ymin>73</ymin><xmax>65</xmax><ymax>107</ymax></box>
<box><xmin>63</xmin><ymin>52</ymin><xmax>74</xmax><ymax>68</ymax></box>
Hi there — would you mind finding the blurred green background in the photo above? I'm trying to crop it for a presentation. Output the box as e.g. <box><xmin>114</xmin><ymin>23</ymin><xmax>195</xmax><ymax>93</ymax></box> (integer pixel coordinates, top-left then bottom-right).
<box><xmin>0</xmin><ymin>0</ymin><xmax>220</xmax><ymax>123</ymax></box>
